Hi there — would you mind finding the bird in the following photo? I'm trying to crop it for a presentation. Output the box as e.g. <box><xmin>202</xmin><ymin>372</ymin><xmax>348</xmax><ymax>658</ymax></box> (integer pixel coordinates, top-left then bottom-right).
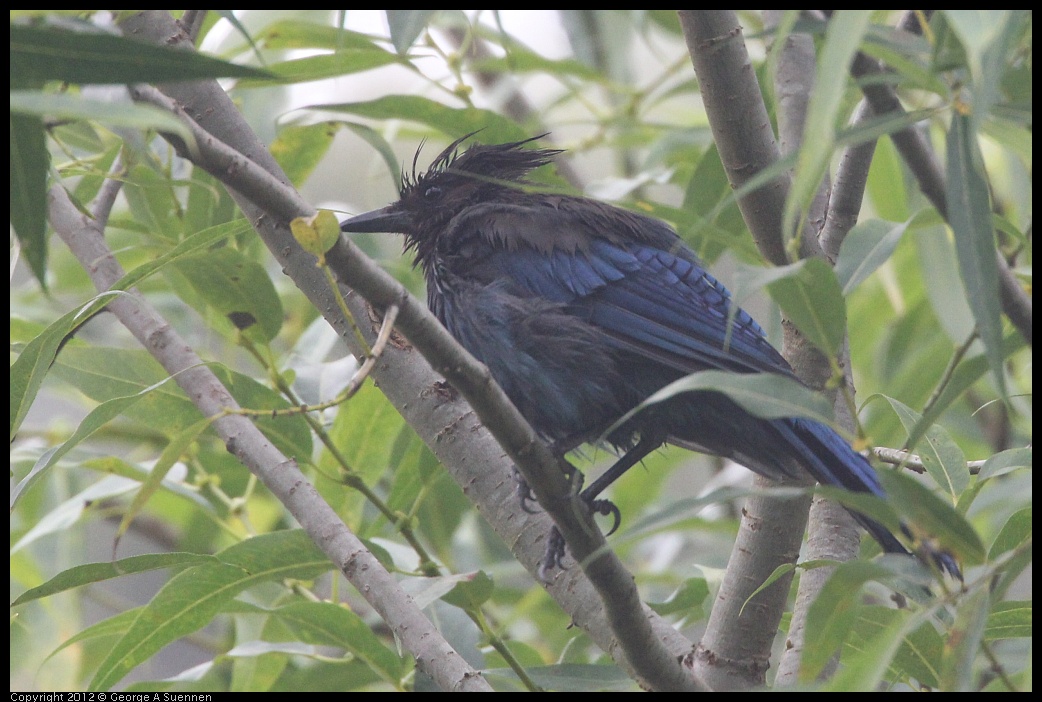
<box><xmin>339</xmin><ymin>134</ymin><xmax>959</xmax><ymax>578</ymax></box>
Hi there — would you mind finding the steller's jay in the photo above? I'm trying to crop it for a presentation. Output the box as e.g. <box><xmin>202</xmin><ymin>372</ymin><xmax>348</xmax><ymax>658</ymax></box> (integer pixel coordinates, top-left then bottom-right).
<box><xmin>340</xmin><ymin>135</ymin><xmax>959</xmax><ymax>578</ymax></box>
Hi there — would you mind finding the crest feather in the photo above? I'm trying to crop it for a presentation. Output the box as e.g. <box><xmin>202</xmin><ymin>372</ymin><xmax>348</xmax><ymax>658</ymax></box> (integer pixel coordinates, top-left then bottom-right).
<box><xmin>400</xmin><ymin>133</ymin><xmax>560</xmax><ymax>196</ymax></box>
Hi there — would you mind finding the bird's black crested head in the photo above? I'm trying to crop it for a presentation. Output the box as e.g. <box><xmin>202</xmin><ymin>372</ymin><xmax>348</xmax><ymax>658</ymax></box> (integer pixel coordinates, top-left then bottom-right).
<box><xmin>400</xmin><ymin>132</ymin><xmax>561</xmax><ymax>199</ymax></box>
<box><xmin>340</xmin><ymin>134</ymin><xmax>563</xmax><ymax>261</ymax></box>
<box><xmin>387</xmin><ymin>134</ymin><xmax>561</xmax><ymax>236</ymax></box>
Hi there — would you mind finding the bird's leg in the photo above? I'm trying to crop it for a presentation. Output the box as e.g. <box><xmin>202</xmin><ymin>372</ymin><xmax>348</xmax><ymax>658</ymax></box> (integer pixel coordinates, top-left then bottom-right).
<box><xmin>579</xmin><ymin>431</ymin><xmax>665</xmax><ymax>535</ymax></box>
<box><xmin>538</xmin><ymin>432</ymin><xmax>665</xmax><ymax>579</ymax></box>
<box><xmin>536</xmin><ymin>461</ymin><xmax>585</xmax><ymax>580</ymax></box>
<box><xmin>515</xmin><ymin>434</ymin><xmax>589</xmax><ymax>516</ymax></box>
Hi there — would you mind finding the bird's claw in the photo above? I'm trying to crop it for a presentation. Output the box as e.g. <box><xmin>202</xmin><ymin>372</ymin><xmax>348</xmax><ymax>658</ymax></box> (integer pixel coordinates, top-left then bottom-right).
<box><xmin>537</xmin><ymin>526</ymin><xmax>568</xmax><ymax>582</ymax></box>
<box><xmin>536</xmin><ymin>496</ymin><xmax>624</xmax><ymax>580</ymax></box>
<box><xmin>513</xmin><ymin>469</ymin><xmax>541</xmax><ymax>514</ymax></box>
<box><xmin>588</xmin><ymin>498</ymin><xmax>622</xmax><ymax>536</ymax></box>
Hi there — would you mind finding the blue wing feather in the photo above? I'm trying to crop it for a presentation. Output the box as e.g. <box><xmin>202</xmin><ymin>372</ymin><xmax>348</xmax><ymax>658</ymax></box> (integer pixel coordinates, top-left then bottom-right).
<box><xmin>492</xmin><ymin>239</ymin><xmax>790</xmax><ymax>377</ymax></box>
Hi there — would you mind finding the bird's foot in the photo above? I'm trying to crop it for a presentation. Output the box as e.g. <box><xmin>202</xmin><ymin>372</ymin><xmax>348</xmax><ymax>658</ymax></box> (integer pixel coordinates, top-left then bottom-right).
<box><xmin>513</xmin><ymin>468</ymin><xmax>541</xmax><ymax>514</ymax></box>
<box><xmin>536</xmin><ymin>496</ymin><xmax>623</xmax><ymax>581</ymax></box>
<box><xmin>537</xmin><ymin>526</ymin><xmax>567</xmax><ymax>582</ymax></box>
<box><xmin>588</xmin><ymin>497</ymin><xmax>622</xmax><ymax>536</ymax></box>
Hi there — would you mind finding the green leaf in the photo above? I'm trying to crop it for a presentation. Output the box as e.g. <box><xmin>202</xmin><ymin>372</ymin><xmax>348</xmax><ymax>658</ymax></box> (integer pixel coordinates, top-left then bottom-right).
<box><xmin>89</xmin><ymin>530</ymin><xmax>332</xmax><ymax>691</ymax></box>
<box><xmin>10</xmin><ymin>295</ymin><xmax>115</xmax><ymax>446</ymax></box>
<box><xmin>743</xmin><ymin>563</ymin><xmax>796</xmax><ymax>615</ymax></box>
<box><xmin>978</xmin><ymin>447</ymin><xmax>1032</xmax><ymax>481</ymax></box>
<box><xmin>750</xmin><ymin>258</ymin><xmax>847</xmax><ymax>357</ymax></box>
<box><xmin>939</xmin><ymin>587</ymin><xmax>990</xmax><ymax>690</ymax></box>
<box><xmin>879</xmin><ymin>396</ymin><xmax>969</xmax><ymax>500</ymax></box>
<box><xmin>916</xmin><ymin>220</ymin><xmax>976</xmax><ymax>342</ymax></box>
<box><xmin>11</xmin><ymin>467</ymin><xmax>194</xmax><ymax>554</ymax></box>
<box><xmin>895</xmin><ymin>331</ymin><xmax>1025</xmax><ymax>457</ymax></box>
<box><xmin>9</xmin><ymin>112</ymin><xmax>49</xmax><ymax>289</ymax></box>
<box><xmin>865</xmin><ymin>136</ymin><xmax>910</xmax><ymax>222</ymax></box>
<box><xmin>386</xmin><ymin>10</ymin><xmax>437</xmax><ymax>54</ymax></box>
<box><xmin>483</xmin><ymin>664</ymin><xmax>637</xmax><ymax>693</ymax></box>
<box><xmin>877</xmin><ymin>470</ymin><xmax>985</xmax><ymax>567</ymax></box>
<box><xmin>406</xmin><ymin>572</ymin><xmax>488</xmax><ymax>610</ymax></box>
<box><xmin>171</xmin><ymin>247</ymin><xmax>284</xmax><ymax>344</ymax></box>
<box><xmin>253</xmin><ymin>19</ymin><xmax>392</xmax><ymax>52</ymax></box>
<box><xmin>50</xmin><ymin>346</ymin><xmax>202</xmax><ymax>427</ymax></box>
<box><xmin>10</xmin><ymin>221</ymin><xmax>245</xmax><ymax>445</ymax></box>
<box><xmin>81</xmin><ymin>455</ymin><xmax>213</xmax><ymax>510</ymax></box>
<box><xmin>836</xmin><ymin>107</ymin><xmax>942</xmax><ymax>152</ymax></box>
<box><xmin>310</xmin><ymin>95</ymin><xmax>531</xmax><ymax>146</ymax></box>
<box><xmin>828</xmin><ymin>603</ymin><xmax>938</xmax><ymax>691</ymax></box>
<box><xmin>68</xmin><ymin>139</ymin><xmax>120</xmax><ymax>203</ymax></box>
<box><xmin>213</xmin><ymin>10</ymin><xmax>265</xmax><ymax>67</ymax></box>
<box><xmin>946</xmin><ymin>112</ymin><xmax>1005</xmax><ymax>396</ymax></box>
<box><xmin>9</xmin><ymin>25</ymin><xmax>272</xmax><ymax>84</ymax></box>
<box><xmin>11</xmin><ymin>91</ymin><xmax>194</xmax><ymax>145</ymax></box>
<box><xmin>271</xmin><ymin>601</ymin><xmax>406</xmax><ymax>684</ymax></box>
<box><xmin>271</xmin><ymin>122</ymin><xmax>340</xmax><ymax>187</ymax></box>
<box><xmin>185</xmin><ymin>168</ymin><xmax>239</xmax><ymax>236</ymax></box>
<box><xmin>471</xmin><ymin>51</ymin><xmax>604</xmax><ymax>82</ymax></box>
<box><xmin>647</xmin><ymin>577</ymin><xmax>709</xmax><ymax>618</ymax></box>
<box><xmin>47</xmin><ymin>345</ymin><xmax>312</xmax><ymax>462</ymax></box>
<box><xmin>802</xmin><ymin>560</ymin><xmax>892</xmax><ymax>682</ymax></box>
<box><xmin>846</xmin><ymin>606</ymin><xmax>944</xmax><ymax>688</ymax></box>
<box><xmin>242</xmin><ymin>51</ymin><xmax>402</xmax><ymax>86</ymax></box>
<box><xmin>942</xmin><ymin>11</ymin><xmax>1016</xmax><ymax>127</ymax></box>
<box><xmin>114</xmin><ymin>418</ymin><xmax>212</xmax><ymax>548</ymax></box>
<box><xmin>440</xmin><ymin>570</ymin><xmax>495</xmax><ymax>610</ymax></box>
<box><xmin>291</xmin><ymin>210</ymin><xmax>341</xmax><ymax>258</ymax></box>
<box><xmin>122</xmin><ymin>219</ymin><xmax>253</xmax><ymax>288</ymax></box>
<box><xmin>858</xmin><ymin>37</ymin><xmax>948</xmax><ymax>97</ymax></box>
<box><xmin>121</xmin><ymin>162</ymin><xmax>184</xmax><ymax>242</ymax></box>
<box><xmin>835</xmin><ymin>218</ymin><xmax>910</xmax><ymax>294</ymax></box>
<box><xmin>387</xmin><ymin>432</ymin><xmax>463</xmax><ymax>548</ymax></box>
<box><xmin>217</xmin><ymin>368</ymin><xmax>313</xmax><ymax>461</ymax></box>
<box><xmin>11</xmin><ymin>553</ymin><xmax>218</xmax><ymax>607</ymax></box>
<box><xmin>10</xmin><ymin>367</ymin><xmax>186</xmax><ymax>510</ymax></box>
<box><xmin>984</xmin><ymin>600</ymin><xmax>1031</xmax><ymax>640</ymax></box>
<box><xmin>988</xmin><ymin>507</ymin><xmax>1031</xmax><ymax>560</ymax></box>
<box><xmin>327</xmin><ymin>383</ymin><xmax>408</xmax><ymax>484</ymax></box>
<box><xmin>42</xmin><ymin>608</ymin><xmax>143</xmax><ymax>666</ymax></box>
<box><xmin>604</xmin><ymin>370</ymin><xmax>834</xmax><ymax>443</ymax></box>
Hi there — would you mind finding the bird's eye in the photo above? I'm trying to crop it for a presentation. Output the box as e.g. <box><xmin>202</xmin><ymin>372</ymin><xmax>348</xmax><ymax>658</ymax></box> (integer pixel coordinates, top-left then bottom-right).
<box><xmin>424</xmin><ymin>186</ymin><xmax>441</xmax><ymax>199</ymax></box>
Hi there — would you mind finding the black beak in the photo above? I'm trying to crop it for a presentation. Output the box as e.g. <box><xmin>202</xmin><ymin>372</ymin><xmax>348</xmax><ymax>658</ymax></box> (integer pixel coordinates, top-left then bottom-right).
<box><xmin>339</xmin><ymin>205</ymin><xmax>412</xmax><ymax>234</ymax></box>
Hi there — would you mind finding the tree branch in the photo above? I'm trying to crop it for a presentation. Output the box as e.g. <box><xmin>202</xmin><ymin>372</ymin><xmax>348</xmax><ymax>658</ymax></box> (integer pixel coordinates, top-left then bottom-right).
<box><xmin>118</xmin><ymin>9</ymin><xmax>703</xmax><ymax>691</ymax></box>
<box><xmin>678</xmin><ymin>10</ymin><xmax>824</xmax><ymax>690</ymax></box>
<box><xmin>46</xmin><ymin>183</ymin><xmax>492</xmax><ymax>692</ymax></box>
<box><xmin>818</xmin><ymin>9</ymin><xmax>925</xmax><ymax>261</ymax></box>
<box><xmin>764</xmin><ymin>10</ymin><xmax>863</xmax><ymax>684</ymax></box>
<box><xmin>767</xmin><ymin>10</ymin><xmax>829</xmax><ymax>260</ymax></box>
<box><xmin>678</xmin><ymin>11</ymin><xmax>791</xmax><ymax>268</ymax></box>
<box><xmin>819</xmin><ymin>100</ymin><xmax>877</xmax><ymax>260</ymax></box>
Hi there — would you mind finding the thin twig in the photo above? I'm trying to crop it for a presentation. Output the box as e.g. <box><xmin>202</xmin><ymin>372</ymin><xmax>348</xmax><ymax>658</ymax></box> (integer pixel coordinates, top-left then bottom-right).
<box><xmin>343</xmin><ymin>303</ymin><xmax>400</xmax><ymax>399</ymax></box>
<box><xmin>91</xmin><ymin>152</ymin><xmax>125</xmax><ymax>231</ymax></box>
<box><xmin>873</xmin><ymin>447</ymin><xmax>988</xmax><ymax>475</ymax></box>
